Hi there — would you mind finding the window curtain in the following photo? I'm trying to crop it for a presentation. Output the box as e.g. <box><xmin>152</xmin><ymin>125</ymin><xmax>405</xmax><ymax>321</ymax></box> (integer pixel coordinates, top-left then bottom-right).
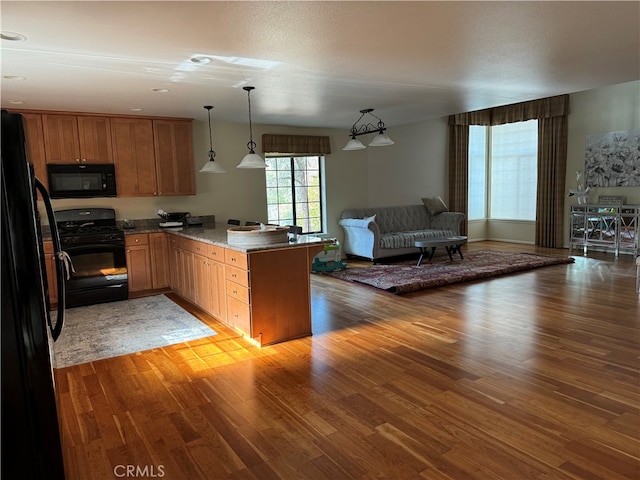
<box><xmin>262</xmin><ymin>134</ymin><xmax>331</xmax><ymax>155</ymax></box>
<box><xmin>448</xmin><ymin>95</ymin><xmax>569</xmax><ymax>247</ymax></box>
<box><xmin>447</xmin><ymin>124</ymin><xmax>470</xmax><ymax>236</ymax></box>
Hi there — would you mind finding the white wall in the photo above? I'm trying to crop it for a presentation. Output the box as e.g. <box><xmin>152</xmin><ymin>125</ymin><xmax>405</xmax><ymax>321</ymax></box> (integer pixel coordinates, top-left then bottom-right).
<box><xmin>366</xmin><ymin>116</ymin><xmax>449</xmax><ymax>206</ymax></box>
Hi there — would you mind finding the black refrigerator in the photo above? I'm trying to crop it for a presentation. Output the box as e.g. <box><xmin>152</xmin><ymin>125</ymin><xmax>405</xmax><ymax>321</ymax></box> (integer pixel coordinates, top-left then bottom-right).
<box><xmin>1</xmin><ymin>110</ymin><xmax>67</xmax><ymax>479</ymax></box>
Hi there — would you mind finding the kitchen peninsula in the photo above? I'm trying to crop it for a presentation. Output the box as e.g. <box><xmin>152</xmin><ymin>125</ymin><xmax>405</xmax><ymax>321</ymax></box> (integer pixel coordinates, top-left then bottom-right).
<box><xmin>124</xmin><ymin>225</ymin><xmax>331</xmax><ymax>346</ymax></box>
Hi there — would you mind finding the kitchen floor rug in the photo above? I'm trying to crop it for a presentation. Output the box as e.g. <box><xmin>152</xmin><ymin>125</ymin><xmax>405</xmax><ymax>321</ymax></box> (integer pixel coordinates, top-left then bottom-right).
<box><xmin>53</xmin><ymin>294</ymin><xmax>216</xmax><ymax>368</ymax></box>
<box><xmin>324</xmin><ymin>250</ymin><xmax>574</xmax><ymax>294</ymax></box>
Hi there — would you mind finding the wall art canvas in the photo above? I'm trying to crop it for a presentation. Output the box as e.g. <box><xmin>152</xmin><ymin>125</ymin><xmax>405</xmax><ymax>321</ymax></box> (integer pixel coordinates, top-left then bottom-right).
<box><xmin>584</xmin><ymin>129</ymin><xmax>640</xmax><ymax>187</ymax></box>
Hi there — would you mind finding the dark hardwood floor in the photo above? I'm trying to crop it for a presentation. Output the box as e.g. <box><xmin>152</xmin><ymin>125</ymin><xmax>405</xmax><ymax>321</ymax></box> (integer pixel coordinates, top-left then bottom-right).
<box><xmin>54</xmin><ymin>241</ymin><xmax>639</xmax><ymax>479</ymax></box>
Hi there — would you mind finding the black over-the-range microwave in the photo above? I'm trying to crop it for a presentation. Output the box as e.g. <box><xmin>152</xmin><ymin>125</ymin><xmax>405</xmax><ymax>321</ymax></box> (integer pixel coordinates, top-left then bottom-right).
<box><xmin>46</xmin><ymin>163</ymin><xmax>117</xmax><ymax>199</ymax></box>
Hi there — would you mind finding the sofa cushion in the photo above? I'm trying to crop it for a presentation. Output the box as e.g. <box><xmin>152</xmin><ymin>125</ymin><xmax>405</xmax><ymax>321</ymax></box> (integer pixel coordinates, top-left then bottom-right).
<box><xmin>422</xmin><ymin>196</ymin><xmax>448</xmax><ymax>215</ymax></box>
<box><xmin>379</xmin><ymin>229</ymin><xmax>456</xmax><ymax>249</ymax></box>
<box><xmin>340</xmin><ymin>205</ymin><xmax>431</xmax><ymax>234</ymax></box>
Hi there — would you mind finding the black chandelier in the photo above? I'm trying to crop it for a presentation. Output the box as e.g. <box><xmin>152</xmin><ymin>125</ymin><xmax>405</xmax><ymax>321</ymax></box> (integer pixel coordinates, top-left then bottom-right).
<box><xmin>343</xmin><ymin>108</ymin><xmax>394</xmax><ymax>150</ymax></box>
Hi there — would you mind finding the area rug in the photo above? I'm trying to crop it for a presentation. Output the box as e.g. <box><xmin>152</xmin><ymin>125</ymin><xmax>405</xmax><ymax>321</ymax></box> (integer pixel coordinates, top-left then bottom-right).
<box><xmin>53</xmin><ymin>295</ymin><xmax>216</xmax><ymax>368</ymax></box>
<box><xmin>324</xmin><ymin>250</ymin><xmax>574</xmax><ymax>294</ymax></box>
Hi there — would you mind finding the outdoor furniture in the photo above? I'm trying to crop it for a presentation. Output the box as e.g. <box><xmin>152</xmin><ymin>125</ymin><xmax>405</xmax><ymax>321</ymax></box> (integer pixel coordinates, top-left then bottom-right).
<box><xmin>416</xmin><ymin>236</ymin><xmax>468</xmax><ymax>266</ymax></box>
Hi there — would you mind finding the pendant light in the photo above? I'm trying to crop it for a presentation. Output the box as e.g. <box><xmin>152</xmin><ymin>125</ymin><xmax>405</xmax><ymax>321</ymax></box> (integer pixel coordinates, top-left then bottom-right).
<box><xmin>343</xmin><ymin>108</ymin><xmax>394</xmax><ymax>150</ymax></box>
<box><xmin>199</xmin><ymin>105</ymin><xmax>227</xmax><ymax>173</ymax></box>
<box><xmin>237</xmin><ymin>86</ymin><xmax>266</xmax><ymax>168</ymax></box>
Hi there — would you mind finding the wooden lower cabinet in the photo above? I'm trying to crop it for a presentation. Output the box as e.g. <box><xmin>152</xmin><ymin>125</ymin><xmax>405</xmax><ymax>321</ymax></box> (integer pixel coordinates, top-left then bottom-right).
<box><xmin>149</xmin><ymin>233</ymin><xmax>170</xmax><ymax>289</ymax></box>
<box><xmin>126</xmin><ymin>233</ymin><xmax>170</xmax><ymax>293</ymax></box>
<box><xmin>166</xmin><ymin>233</ymin><xmax>326</xmax><ymax>345</ymax></box>
<box><xmin>168</xmin><ymin>236</ymin><xmax>195</xmax><ymax>301</ymax></box>
<box><xmin>125</xmin><ymin>234</ymin><xmax>152</xmax><ymax>292</ymax></box>
<box><xmin>43</xmin><ymin>241</ymin><xmax>57</xmax><ymax>305</ymax></box>
<box><xmin>244</xmin><ymin>248</ymin><xmax>314</xmax><ymax>345</ymax></box>
<box><xmin>193</xmin><ymin>250</ymin><xmax>226</xmax><ymax>321</ymax></box>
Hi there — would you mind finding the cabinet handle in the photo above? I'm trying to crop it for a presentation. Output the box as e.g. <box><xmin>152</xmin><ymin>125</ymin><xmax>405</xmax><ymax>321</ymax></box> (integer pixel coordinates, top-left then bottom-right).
<box><xmin>232</xmin><ymin>273</ymin><xmax>237</xmax><ymax>278</ymax></box>
<box><xmin>75</xmin><ymin>158</ymin><xmax>80</xmax><ymax>163</ymax></box>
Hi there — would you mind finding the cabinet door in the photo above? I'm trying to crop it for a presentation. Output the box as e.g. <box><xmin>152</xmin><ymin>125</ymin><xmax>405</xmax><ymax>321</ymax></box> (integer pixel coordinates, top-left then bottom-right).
<box><xmin>180</xmin><ymin>249</ymin><xmax>195</xmax><ymax>302</ymax></box>
<box><xmin>126</xmin><ymin>235</ymin><xmax>152</xmax><ymax>292</ymax></box>
<box><xmin>42</xmin><ymin>114</ymin><xmax>81</xmax><ymax>162</ymax></box>
<box><xmin>209</xmin><ymin>259</ymin><xmax>227</xmax><ymax>321</ymax></box>
<box><xmin>77</xmin><ymin>116</ymin><xmax>113</xmax><ymax>163</ymax></box>
<box><xmin>169</xmin><ymin>239</ymin><xmax>181</xmax><ymax>293</ymax></box>
<box><xmin>21</xmin><ymin>113</ymin><xmax>48</xmax><ymax>191</ymax></box>
<box><xmin>43</xmin><ymin>241</ymin><xmax>57</xmax><ymax>305</ymax></box>
<box><xmin>149</xmin><ymin>233</ymin><xmax>170</xmax><ymax>289</ymax></box>
<box><xmin>193</xmin><ymin>253</ymin><xmax>212</xmax><ymax>313</ymax></box>
<box><xmin>111</xmin><ymin>117</ymin><xmax>157</xmax><ymax>196</ymax></box>
<box><xmin>153</xmin><ymin>119</ymin><xmax>195</xmax><ymax>196</ymax></box>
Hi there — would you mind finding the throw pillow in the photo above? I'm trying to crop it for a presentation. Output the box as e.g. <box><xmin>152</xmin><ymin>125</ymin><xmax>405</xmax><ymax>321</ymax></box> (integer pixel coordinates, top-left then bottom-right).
<box><xmin>422</xmin><ymin>196</ymin><xmax>448</xmax><ymax>215</ymax></box>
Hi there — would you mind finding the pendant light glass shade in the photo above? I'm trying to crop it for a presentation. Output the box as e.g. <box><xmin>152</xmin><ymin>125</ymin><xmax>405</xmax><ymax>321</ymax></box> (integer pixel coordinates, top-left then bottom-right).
<box><xmin>200</xmin><ymin>105</ymin><xmax>227</xmax><ymax>173</ymax></box>
<box><xmin>342</xmin><ymin>137</ymin><xmax>366</xmax><ymax>151</ymax></box>
<box><xmin>237</xmin><ymin>86</ymin><xmax>266</xmax><ymax>168</ymax></box>
<box><xmin>200</xmin><ymin>153</ymin><xmax>227</xmax><ymax>173</ymax></box>
<box><xmin>238</xmin><ymin>152</ymin><xmax>267</xmax><ymax>168</ymax></box>
<box><xmin>368</xmin><ymin>133</ymin><xmax>395</xmax><ymax>147</ymax></box>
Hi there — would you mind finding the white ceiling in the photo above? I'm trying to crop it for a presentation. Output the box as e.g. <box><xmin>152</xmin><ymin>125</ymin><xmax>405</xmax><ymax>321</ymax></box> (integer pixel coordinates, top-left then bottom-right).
<box><xmin>1</xmin><ymin>1</ymin><xmax>639</xmax><ymax>129</ymax></box>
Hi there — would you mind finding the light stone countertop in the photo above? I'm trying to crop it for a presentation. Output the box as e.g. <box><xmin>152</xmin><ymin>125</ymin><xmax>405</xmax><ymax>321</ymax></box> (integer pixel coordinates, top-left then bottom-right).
<box><xmin>125</xmin><ymin>225</ymin><xmax>332</xmax><ymax>253</ymax></box>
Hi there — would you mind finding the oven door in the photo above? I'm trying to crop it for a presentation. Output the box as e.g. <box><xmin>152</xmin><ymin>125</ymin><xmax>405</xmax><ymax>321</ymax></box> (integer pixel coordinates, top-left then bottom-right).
<box><xmin>63</xmin><ymin>243</ymin><xmax>128</xmax><ymax>308</ymax></box>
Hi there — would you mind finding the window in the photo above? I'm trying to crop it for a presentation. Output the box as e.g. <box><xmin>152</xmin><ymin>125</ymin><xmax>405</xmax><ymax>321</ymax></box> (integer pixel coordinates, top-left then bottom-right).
<box><xmin>468</xmin><ymin>119</ymin><xmax>538</xmax><ymax>221</ymax></box>
<box><xmin>468</xmin><ymin>126</ymin><xmax>487</xmax><ymax>220</ymax></box>
<box><xmin>265</xmin><ymin>156</ymin><xmax>323</xmax><ymax>233</ymax></box>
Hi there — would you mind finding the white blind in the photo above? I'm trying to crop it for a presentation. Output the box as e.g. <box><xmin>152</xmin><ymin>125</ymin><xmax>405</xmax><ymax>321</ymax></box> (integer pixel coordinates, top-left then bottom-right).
<box><xmin>468</xmin><ymin>120</ymin><xmax>538</xmax><ymax>221</ymax></box>
<box><xmin>468</xmin><ymin>125</ymin><xmax>487</xmax><ymax>220</ymax></box>
<box><xmin>489</xmin><ymin>120</ymin><xmax>538</xmax><ymax>220</ymax></box>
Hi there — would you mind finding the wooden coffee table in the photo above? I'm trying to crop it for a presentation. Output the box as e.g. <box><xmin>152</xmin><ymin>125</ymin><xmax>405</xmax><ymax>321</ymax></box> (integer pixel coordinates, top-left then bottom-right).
<box><xmin>415</xmin><ymin>236</ymin><xmax>468</xmax><ymax>266</ymax></box>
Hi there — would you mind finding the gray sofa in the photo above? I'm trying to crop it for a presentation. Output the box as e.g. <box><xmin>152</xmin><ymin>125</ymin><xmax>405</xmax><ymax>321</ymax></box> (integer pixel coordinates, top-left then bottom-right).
<box><xmin>338</xmin><ymin>204</ymin><xmax>465</xmax><ymax>262</ymax></box>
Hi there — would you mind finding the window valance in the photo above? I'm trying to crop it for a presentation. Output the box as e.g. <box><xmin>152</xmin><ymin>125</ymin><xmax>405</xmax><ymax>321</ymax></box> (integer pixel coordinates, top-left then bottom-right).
<box><xmin>448</xmin><ymin>94</ymin><xmax>569</xmax><ymax>126</ymax></box>
<box><xmin>262</xmin><ymin>134</ymin><xmax>332</xmax><ymax>156</ymax></box>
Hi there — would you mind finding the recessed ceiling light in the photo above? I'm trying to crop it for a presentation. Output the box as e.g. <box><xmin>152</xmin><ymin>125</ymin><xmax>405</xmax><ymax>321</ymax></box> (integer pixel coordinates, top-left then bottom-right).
<box><xmin>152</xmin><ymin>88</ymin><xmax>169</xmax><ymax>93</ymax></box>
<box><xmin>130</xmin><ymin>107</ymin><xmax>143</xmax><ymax>112</ymax></box>
<box><xmin>191</xmin><ymin>56</ymin><xmax>211</xmax><ymax>65</ymax></box>
<box><xmin>2</xmin><ymin>75</ymin><xmax>26</xmax><ymax>81</ymax></box>
<box><xmin>1</xmin><ymin>32</ymin><xmax>27</xmax><ymax>42</ymax></box>
<box><xmin>9</xmin><ymin>100</ymin><xmax>24</xmax><ymax>105</ymax></box>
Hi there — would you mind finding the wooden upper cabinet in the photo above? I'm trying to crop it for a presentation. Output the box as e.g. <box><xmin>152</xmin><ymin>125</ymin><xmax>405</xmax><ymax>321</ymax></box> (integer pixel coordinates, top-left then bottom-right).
<box><xmin>111</xmin><ymin>117</ymin><xmax>157</xmax><ymax>196</ymax></box>
<box><xmin>21</xmin><ymin>113</ymin><xmax>48</xmax><ymax>190</ymax></box>
<box><xmin>42</xmin><ymin>114</ymin><xmax>112</xmax><ymax>164</ymax></box>
<box><xmin>77</xmin><ymin>116</ymin><xmax>113</xmax><ymax>163</ymax></box>
<box><xmin>153</xmin><ymin>119</ymin><xmax>195</xmax><ymax>196</ymax></box>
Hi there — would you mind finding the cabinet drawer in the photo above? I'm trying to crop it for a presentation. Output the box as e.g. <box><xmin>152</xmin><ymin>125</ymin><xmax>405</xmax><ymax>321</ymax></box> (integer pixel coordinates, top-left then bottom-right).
<box><xmin>226</xmin><ymin>296</ymin><xmax>251</xmax><ymax>334</ymax></box>
<box><xmin>125</xmin><ymin>233</ymin><xmax>149</xmax><ymax>246</ymax></box>
<box><xmin>207</xmin><ymin>245</ymin><xmax>224</xmax><ymax>262</ymax></box>
<box><xmin>168</xmin><ymin>235</ymin><xmax>189</xmax><ymax>250</ymax></box>
<box><xmin>188</xmin><ymin>240</ymin><xmax>207</xmax><ymax>255</ymax></box>
<box><xmin>225</xmin><ymin>264</ymin><xmax>248</xmax><ymax>287</ymax></box>
<box><xmin>225</xmin><ymin>249</ymin><xmax>248</xmax><ymax>269</ymax></box>
<box><xmin>226</xmin><ymin>280</ymin><xmax>250</xmax><ymax>304</ymax></box>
